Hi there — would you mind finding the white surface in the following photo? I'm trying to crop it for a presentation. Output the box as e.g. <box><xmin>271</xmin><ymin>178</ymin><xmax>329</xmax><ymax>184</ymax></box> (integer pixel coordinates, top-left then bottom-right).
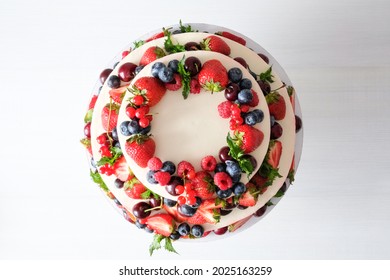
<box><xmin>0</xmin><ymin>0</ymin><xmax>389</xmax><ymax>260</ymax></box>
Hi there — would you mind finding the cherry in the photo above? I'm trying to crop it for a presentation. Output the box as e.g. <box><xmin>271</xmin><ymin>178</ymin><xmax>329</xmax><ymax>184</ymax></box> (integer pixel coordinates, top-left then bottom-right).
<box><xmin>118</xmin><ymin>62</ymin><xmax>137</xmax><ymax>82</ymax></box>
<box><xmin>84</xmin><ymin>122</ymin><xmax>91</xmax><ymax>138</ymax></box>
<box><xmin>213</xmin><ymin>226</ymin><xmax>228</xmax><ymax>235</ymax></box>
<box><xmin>254</xmin><ymin>205</ymin><xmax>267</xmax><ymax>217</ymax></box>
<box><xmin>139</xmin><ymin>117</ymin><xmax>150</xmax><ymax>128</ymax></box>
<box><xmin>257</xmin><ymin>80</ymin><xmax>271</xmax><ymax>95</ymax></box>
<box><xmin>185</xmin><ymin>42</ymin><xmax>201</xmax><ymax>51</ymax></box>
<box><xmin>99</xmin><ymin>68</ymin><xmax>112</xmax><ymax>84</ymax></box>
<box><xmin>121</xmin><ymin>50</ymin><xmax>130</xmax><ymax>59</ymax></box>
<box><xmin>149</xmin><ymin>197</ymin><xmax>161</xmax><ymax>208</ymax></box>
<box><xmin>219</xmin><ymin>146</ymin><xmax>233</xmax><ymax>162</ymax></box>
<box><xmin>271</xmin><ymin>122</ymin><xmax>283</xmax><ymax>139</ymax></box>
<box><xmin>258</xmin><ymin>53</ymin><xmax>269</xmax><ymax>64</ymax></box>
<box><xmin>184</xmin><ymin>56</ymin><xmax>202</xmax><ymax>76</ymax></box>
<box><xmin>233</xmin><ymin>57</ymin><xmax>248</xmax><ymax>68</ymax></box>
<box><xmin>132</xmin><ymin>202</ymin><xmax>151</xmax><ymax>219</ymax></box>
<box><xmin>224</xmin><ymin>83</ymin><xmax>240</xmax><ymax>101</ymax></box>
<box><xmin>295</xmin><ymin>115</ymin><xmax>302</xmax><ymax>132</ymax></box>
<box><xmin>125</xmin><ymin>106</ymin><xmax>136</xmax><ymax>119</ymax></box>
<box><xmin>165</xmin><ymin>176</ymin><xmax>183</xmax><ymax>196</ymax></box>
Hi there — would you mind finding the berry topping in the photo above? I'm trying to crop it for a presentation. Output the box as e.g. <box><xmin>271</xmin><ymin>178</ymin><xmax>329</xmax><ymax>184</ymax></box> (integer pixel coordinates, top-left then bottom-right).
<box><xmin>200</xmin><ymin>35</ymin><xmax>231</xmax><ymax>56</ymax></box>
<box><xmin>191</xmin><ymin>225</ymin><xmax>204</xmax><ymax>238</ymax></box>
<box><xmin>100</xmin><ymin>68</ymin><xmax>113</xmax><ymax>84</ymax></box>
<box><xmin>107</xmin><ymin>75</ymin><xmax>121</xmax><ymax>89</ymax></box>
<box><xmin>132</xmin><ymin>77</ymin><xmax>167</xmax><ymax>107</ymax></box>
<box><xmin>201</xmin><ymin>155</ymin><xmax>217</xmax><ymax>172</ymax></box>
<box><xmin>189</xmin><ymin>78</ymin><xmax>201</xmax><ymax>94</ymax></box>
<box><xmin>271</xmin><ymin>122</ymin><xmax>283</xmax><ymax>139</ymax></box>
<box><xmin>140</xmin><ymin>46</ymin><xmax>166</xmax><ymax>66</ymax></box>
<box><xmin>228</xmin><ymin>67</ymin><xmax>243</xmax><ymax>83</ymax></box>
<box><xmin>237</xmin><ymin>89</ymin><xmax>253</xmax><ymax>104</ymax></box>
<box><xmin>161</xmin><ymin>161</ymin><xmax>176</xmax><ymax>175</ymax></box>
<box><xmin>216</xmin><ymin>31</ymin><xmax>246</xmax><ymax>46</ymax></box>
<box><xmin>144</xmin><ymin>213</ymin><xmax>175</xmax><ymax>237</ymax></box>
<box><xmin>266</xmin><ymin>92</ymin><xmax>286</xmax><ymax>120</ymax></box>
<box><xmin>267</xmin><ymin>140</ymin><xmax>282</xmax><ymax>168</ymax></box>
<box><xmin>147</xmin><ymin>157</ymin><xmax>163</xmax><ymax>171</ymax></box>
<box><xmin>165</xmin><ymin>73</ymin><xmax>182</xmax><ymax>91</ymax></box>
<box><xmin>125</xmin><ymin>182</ymin><xmax>147</xmax><ymax>199</ymax></box>
<box><xmin>101</xmin><ymin>103</ymin><xmax>119</xmax><ymax>132</ymax></box>
<box><xmin>132</xmin><ymin>202</ymin><xmax>151</xmax><ymax>219</ymax></box>
<box><xmin>153</xmin><ymin>171</ymin><xmax>171</xmax><ymax>186</ymax></box>
<box><xmin>198</xmin><ymin>59</ymin><xmax>229</xmax><ymax>92</ymax></box>
<box><xmin>192</xmin><ymin>171</ymin><xmax>215</xmax><ymax>200</ymax></box>
<box><xmin>214</xmin><ymin>172</ymin><xmax>233</xmax><ymax>191</ymax></box>
<box><xmin>177</xmin><ymin>161</ymin><xmax>195</xmax><ymax>178</ymax></box>
<box><xmin>217</xmin><ymin>101</ymin><xmax>233</xmax><ymax>119</ymax></box>
<box><xmin>125</xmin><ymin>135</ymin><xmax>156</xmax><ymax>168</ymax></box>
<box><xmin>184</xmin><ymin>56</ymin><xmax>202</xmax><ymax>76</ymax></box>
<box><xmin>239</xmin><ymin>78</ymin><xmax>252</xmax><ymax>90</ymax></box>
<box><xmin>118</xmin><ymin>62</ymin><xmax>137</xmax><ymax>82</ymax></box>
<box><xmin>178</xmin><ymin>223</ymin><xmax>191</xmax><ymax>236</ymax></box>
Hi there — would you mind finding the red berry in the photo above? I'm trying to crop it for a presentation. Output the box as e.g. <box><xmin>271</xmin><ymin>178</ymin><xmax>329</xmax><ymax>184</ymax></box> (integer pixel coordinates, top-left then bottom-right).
<box><xmin>231</xmin><ymin>104</ymin><xmax>241</xmax><ymax>117</ymax></box>
<box><xmin>139</xmin><ymin>117</ymin><xmax>150</xmax><ymax>128</ymax></box>
<box><xmin>165</xmin><ymin>74</ymin><xmax>182</xmax><ymax>91</ymax></box>
<box><xmin>177</xmin><ymin>161</ymin><xmax>195</xmax><ymax>178</ymax></box>
<box><xmin>184</xmin><ymin>182</ymin><xmax>193</xmax><ymax>192</ymax></box>
<box><xmin>121</xmin><ymin>50</ymin><xmax>130</xmax><ymax>59</ymax></box>
<box><xmin>126</xmin><ymin>106</ymin><xmax>136</xmax><ymax>119</ymax></box>
<box><xmin>201</xmin><ymin>155</ymin><xmax>217</xmax><ymax>171</ymax></box>
<box><xmin>84</xmin><ymin>122</ymin><xmax>91</xmax><ymax>138</ymax></box>
<box><xmin>175</xmin><ymin>185</ymin><xmax>184</xmax><ymax>195</ymax></box>
<box><xmin>132</xmin><ymin>95</ymin><xmax>144</xmax><ymax>106</ymax></box>
<box><xmin>240</xmin><ymin>105</ymin><xmax>250</xmax><ymax>113</ymax></box>
<box><xmin>217</xmin><ymin>101</ymin><xmax>232</xmax><ymax>119</ymax></box>
<box><xmin>154</xmin><ymin>171</ymin><xmax>171</xmax><ymax>186</ymax></box>
<box><xmin>135</xmin><ymin>106</ymin><xmax>149</xmax><ymax>118</ymax></box>
<box><xmin>190</xmin><ymin>78</ymin><xmax>201</xmax><ymax>94</ymax></box>
<box><xmin>229</xmin><ymin>119</ymin><xmax>238</xmax><ymax>130</ymax></box>
<box><xmin>186</xmin><ymin>190</ymin><xmax>196</xmax><ymax>198</ymax></box>
<box><xmin>186</xmin><ymin>170</ymin><xmax>196</xmax><ymax>180</ymax></box>
<box><xmin>186</xmin><ymin>196</ymin><xmax>196</xmax><ymax>205</ymax></box>
<box><xmin>177</xmin><ymin>196</ymin><xmax>186</xmax><ymax>205</ymax></box>
<box><xmin>99</xmin><ymin>146</ymin><xmax>112</xmax><ymax>157</ymax></box>
<box><xmin>214</xmin><ymin>172</ymin><xmax>233</xmax><ymax>190</ymax></box>
<box><xmin>96</xmin><ymin>134</ymin><xmax>107</xmax><ymax>145</ymax></box>
<box><xmin>147</xmin><ymin>157</ymin><xmax>163</xmax><ymax>171</ymax></box>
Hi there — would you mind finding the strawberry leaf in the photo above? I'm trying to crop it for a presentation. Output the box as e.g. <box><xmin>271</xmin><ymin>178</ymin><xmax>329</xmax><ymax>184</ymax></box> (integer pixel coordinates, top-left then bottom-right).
<box><xmin>215</xmin><ymin>197</ymin><xmax>227</xmax><ymax>208</ymax></box>
<box><xmin>287</xmin><ymin>85</ymin><xmax>295</xmax><ymax>97</ymax></box>
<box><xmin>259</xmin><ymin>161</ymin><xmax>282</xmax><ymax>187</ymax></box>
<box><xmin>90</xmin><ymin>170</ymin><xmax>109</xmax><ymax>192</ymax></box>
<box><xmin>288</xmin><ymin>169</ymin><xmax>295</xmax><ymax>184</ymax></box>
<box><xmin>259</xmin><ymin>66</ymin><xmax>274</xmax><ymax>83</ymax></box>
<box><xmin>213</xmin><ymin>209</ymin><xmax>221</xmax><ymax>223</ymax></box>
<box><xmin>133</xmin><ymin>40</ymin><xmax>145</xmax><ymax>49</ymax></box>
<box><xmin>226</xmin><ymin>133</ymin><xmax>255</xmax><ymax>176</ymax></box>
<box><xmin>179</xmin><ymin>20</ymin><xmax>195</xmax><ymax>33</ymax></box>
<box><xmin>96</xmin><ymin>146</ymin><xmax>123</xmax><ymax>167</ymax></box>
<box><xmin>266</xmin><ymin>200</ymin><xmax>274</xmax><ymax>207</ymax></box>
<box><xmin>274</xmin><ymin>189</ymin><xmax>285</xmax><ymax>198</ymax></box>
<box><xmin>80</xmin><ymin>138</ymin><xmax>91</xmax><ymax>148</ymax></box>
<box><xmin>177</xmin><ymin>57</ymin><xmax>191</xmax><ymax>99</ymax></box>
<box><xmin>84</xmin><ymin>109</ymin><xmax>93</xmax><ymax>123</ymax></box>
<box><xmin>164</xmin><ymin>30</ymin><xmax>186</xmax><ymax>54</ymax></box>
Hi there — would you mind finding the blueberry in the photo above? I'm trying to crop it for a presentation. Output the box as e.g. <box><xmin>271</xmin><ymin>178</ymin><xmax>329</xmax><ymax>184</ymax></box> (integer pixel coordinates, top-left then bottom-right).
<box><xmin>228</xmin><ymin>67</ymin><xmax>243</xmax><ymax>83</ymax></box>
<box><xmin>139</xmin><ymin>125</ymin><xmax>151</xmax><ymax>135</ymax></box>
<box><xmin>111</xmin><ymin>127</ymin><xmax>119</xmax><ymax>140</ymax></box>
<box><xmin>233</xmin><ymin>182</ymin><xmax>246</xmax><ymax>196</ymax></box>
<box><xmin>231</xmin><ymin>173</ymin><xmax>242</xmax><ymax>183</ymax></box>
<box><xmin>114</xmin><ymin>178</ymin><xmax>124</xmax><ymax>189</ymax></box>
<box><xmin>127</xmin><ymin>119</ymin><xmax>140</xmax><ymax>134</ymax></box>
<box><xmin>253</xmin><ymin>109</ymin><xmax>264</xmax><ymax>123</ymax></box>
<box><xmin>120</xmin><ymin>121</ymin><xmax>131</xmax><ymax>136</ymax></box>
<box><xmin>135</xmin><ymin>220</ymin><xmax>146</xmax><ymax>229</ymax></box>
<box><xmin>163</xmin><ymin>197</ymin><xmax>177</xmax><ymax>207</ymax></box>
<box><xmin>158</xmin><ymin>67</ymin><xmax>174</xmax><ymax>83</ymax></box>
<box><xmin>216</xmin><ymin>187</ymin><xmax>232</xmax><ymax>199</ymax></box>
<box><xmin>237</xmin><ymin>89</ymin><xmax>253</xmax><ymax>104</ymax></box>
<box><xmin>239</xmin><ymin>78</ymin><xmax>252</xmax><ymax>90</ymax></box>
<box><xmin>135</xmin><ymin>65</ymin><xmax>144</xmax><ymax>75</ymax></box>
<box><xmin>245</xmin><ymin>112</ymin><xmax>258</xmax><ymax>126</ymax></box>
<box><xmin>191</xmin><ymin>225</ymin><xmax>204</xmax><ymax>238</ymax></box>
<box><xmin>215</xmin><ymin>162</ymin><xmax>226</xmax><ymax>173</ymax></box>
<box><xmin>144</xmin><ymin>227</ymin><xmax>154</xmax><ymax>233</ymax></box>
<box><xmin>161</xmin><ymin>161</ymin><xmax>176</xmax><ymax>175</ymax></box>
<box><xmin>225</xmin><ymin>160</ymin><xmax>242</xmax><ymax>178</ymax></box>
<box><xmin>170</xmin><ymin>231</ymin><xmax>181</xmax><ymax>240</ymax></box>
<box><xmin>151</xmin><ymin>62</ymin><xmax>165</xmax><ymax>78</ymax></box>
<box><xmin>191</xmin><ymin>197</ymin><xmax>202</xmax><ymax>209</ymax></box>
<box><xmin>178</xmin><ymin>223</ymin><xmax>191</xmax><ymax>236</ymax></box>
<box><xmin>107</xmin><ymin>75</ymin><xmax>121</xmax><ymax>89</ymax></box>
<box><xmin>168</xmin><ymin>59</ymin><xmax>180</xmax><ymax>73</ymax></box>
<box><xmin>147</xmin><ymin>170</ymin><xmax>158</xmax><ymax>184</ymax></box>
<box><xmin>237</xmin><ymin>205</ymin><xmax>248</xmax><ymax>210</ymax></box>
<box><xmin>177</xmin><ymin>204</ymin><xmax>197</xmax><ymax>217</ymax></box>
<box><xmin>114</xmin><ymin>141</ymin><xmax>121</xmax><ymax>148</ymax></box>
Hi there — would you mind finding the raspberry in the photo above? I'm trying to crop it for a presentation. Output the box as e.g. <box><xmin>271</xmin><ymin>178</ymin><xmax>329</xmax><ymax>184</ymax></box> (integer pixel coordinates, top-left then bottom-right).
<box><xmin>248</xmin><ymin>89</ymin><xmax>259</xmax><ymax>107</ymax></box>
<box><xmin>147</xmin><ymin>157</ymin><xmax>163</xmax><ymax>171</ymax></box>
<box><xmin>217</xmin><ymin>101</ymin><xmax>232</xmax><ymax>119</ymax></box>
<box><xmin>177</xmin><ymin>161</ymin><xmax>195</xmax><ymax>178</ymax></box>
<box><xmin>240</xmin><ymin>104</ymin><xmax>250</xmax><ymax>113</ymax></box>
<box><xmin>190</xmin><ymin>78</ymin><xmax>201</xmax><ymax>94</ymax></box>
<box><xmin>153</xmin><ymin>171</ymin><xmax>171</xmax><ymax>186</ymax></box>
<box><xmin>214</xmin><ymin>172</ymin><xmax>233</xmax><ymax>190</ymax></box>
<box><xmin>201</xmin><ymin>155</ymin><xmax>217</xmax><ymax>171</ymax></box>
<box><xmin>165</xmin><ymin>74</ymin><xmax>182</xmax><ymax>91</ymax></box>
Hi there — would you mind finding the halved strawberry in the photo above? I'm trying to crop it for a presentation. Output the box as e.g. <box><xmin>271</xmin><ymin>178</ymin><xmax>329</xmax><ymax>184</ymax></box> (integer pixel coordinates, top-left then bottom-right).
<box><xmin>133</xmin><ymin>76</ymin><xmax>166</xmax><ymax>107</ymax></box>
<box><xmin>216</xmin><ymin>31</ymin><xmax>246</xmax><ymax>46</ymax></box>
<box><xmin>192</xmin><ymin>171</ymin><xmax>215</xmax><ymax>200</ymax></box>
<box><xmin>125</xmin><ymin>180</ymin><xmax>147</xmax><ymax>199</ymax></box>
<box><xmin>228</xmin><ymin>215</ymin><xmax>252</xmax><ymax>232</ymax></box>
<box><xmin>139</xmin><ymin>46</ymin><xmax>166</xmax><ymax>66</ymax></box>
<box><xmin>145</xmin><ymin>213</ymin><xmax>176</xmax><ymax>237</ymax></box>
<box><xmin>266</xmin><ymin>92</ymin><xmax>286</xmax><ymax>120</ymax></box>
<box><xmin>162</xmin><ymin>205</ymin><xmax>188</xmax><ymax>223</ymax></box>
<box><xmin>200</xmin><ymin>35</ymin><xmax>231</xmax><ymax>56</ymax></box>
<box><xmin>145</xmin><ymin>31</ymin><xmax>165</xmax><ymax>42</ymax></box>
<box><xmin>125</xmin><ymin>135</ymin><xmax>156</xmax><ymax>168</ymax></box>
<box><xmin>187</xmin><ymin>199</ymin><xmax>222</xmax><ymax>225</ymax></box>
<box><xmin>267</xmin><ymin>140</ymin><xmax>282</xmax><ymax>168</ymax></box>
<box><xmin>198</xmin><ymin>59</ymin><xmax>228</xmax><ymax>92</ymax></box>
<box><xmin>109</xmin><ymin>85</ymin><xmax>128</xmax><ymax>103</ymax></box>
<box><xmin>113</xmin><ymin>156</ymin><xmax>132</xmax><ymax>182</ymax></box>
<box><xmin>238</xmin><ymin>184</ymin><xmax>258</xmax><ymax>207</ymax></box>
<box><xmin>101</xmin><ymin>103</ymin><xmax>120</xmax><ymax>131</ymax></box>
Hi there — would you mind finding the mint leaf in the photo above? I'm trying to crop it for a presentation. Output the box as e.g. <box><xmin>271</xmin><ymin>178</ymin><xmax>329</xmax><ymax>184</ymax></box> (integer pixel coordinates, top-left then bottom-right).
<box><xmin>96</xmin><ymin>146</ymin><xmax>123</xmax><ymax>167</ymax></box>
<box><xmin>177</xmin><ymin>57</ymin><xmax>191</xmax><ymax>99</ymax></box>
<box><xmin>226</xmin><ymin>133</ymin><xmax>254</xmax><ymax>176</ymax></box>
<box><xmin>164</xmin><ymin>30</ymin><xmax>185</xmax><ymax>54</ymax></box>
<box><xmin>149</xmin><ymin>234</ymin><xmax>164</xmax><ymax>256</ymax></box>
<box><xmin>164</xmin><ymin>238</ymin><xmax>178</xmax><ymax>254</ymax></box>
<box><xmin>288</xmin><ymin>169</ymin><xmax>295</xmax><ymax>184</ymax></box>
<box><xmin>266</xmin><ymin>200</ymin><xmax>274</xmax><ymax>207</ymax></box>
<box><xmin>90</xmin><ymin>170</ymin><xmax>109</xmax><ymax>192</ymax></box>
<box><xmin>179</xmin><ymin>20</ymin><xmax>195</xmax><ymax>33</ymax></box>
<box><xmin>259</xmin><ymin>66</ymin><xmax>274</xmax><ymax>83</ymax></box>
<box><xmin>134</xmin><ymin>40</ymin><xmax>145</xmax><ymax>49</ymax></box>
<box><xmin>274</xmin><ymin>189</ymin><xmax>285</xmax><ymax>198</ymax></box>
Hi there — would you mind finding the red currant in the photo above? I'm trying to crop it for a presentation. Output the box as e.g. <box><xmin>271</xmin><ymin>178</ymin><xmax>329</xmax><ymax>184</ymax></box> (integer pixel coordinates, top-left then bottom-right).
<box><xmin>186</xmin><ymin>190</ymin><xmax>196</xmax><ymax>198</ymax></box>
<box><xmin>132</xmin><ymin>95</ymin><xmax>144</xmax><ymax>106</ymax></box>
<box><xmin>175</xmin><ymin>185</ymin><xmax>184</xmax><ymax>195</ymax></box>
<box><xmin>96</xmin><ymin>134</ymin><xmax>107</xmax><ymax>145</ymax></box>
<box><xmin>186</xmin><ymin>196</ymin><xmax>196</xmax><ymax>205</ymax></box>
<box><xmin>99</xmin><ymin>146</ymin><xmax>112</xmax><ymax>157</ymax></box>
<box><xmin>184</xmin><ymin>182</ymin><xmax>193</xmax><ymax>192</ymax></box>
<box><xmin>125</xmin><ymin>106</ymin><xmax>136</xmax><ymax>119</ymax></box>
<box><xmin>186</xmin><ymin>170</ymin><xmax>196</xmax><ymax>180</ymax></box>
<box><xmin>139</xmin><ymin>117</ymin><xmax>150</xmax><ymax>128</ymax></box>
<box><xmin>177</xmin><ymin>196</ymin><xmax>186</xmax><ymax>205</ymax></box>
<box><xmin>135</xmin><ymin>106</ymin><xmax>149</xmax><ymax>118</ymax></box>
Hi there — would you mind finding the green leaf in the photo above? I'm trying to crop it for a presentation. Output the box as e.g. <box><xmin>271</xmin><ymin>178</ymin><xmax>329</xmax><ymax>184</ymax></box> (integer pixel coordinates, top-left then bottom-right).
<box><xmin>213</xmin><ymin>209</ymin><xmax>221</xmax><ymax>223</ymax></box>
<box><xmin>164</xmin><ymin>237</ymin><xmax>178</xmax><ymax>254</ymax></box>
<box><xmin>164</xmin><ymin>30</ymin><xmax>186</xmax><ymax>54</ymax></box>
<box><xmin>179</xmin><ymin>20</ymin><xmax>195</xmax><ymax>33</ymax></box>
<box><xmin>96</xmin><ymin>146</ymin><xmax>123</xmax><ymax>167</ymax></box>
<box><xmin>288</xmin><ymin>169</ymin><xmax>295</xmax><ymax>184</ymax></box>
<box><xmin>266</xmin><ymin>200</ymin><xmax>274</xmax><ymax>207</ymax></box>
<box><xmin>134</xmin><ymin>40</ymin><xmax>145</xmax><ymax>49</ymax></box>
<box><xmin>287</xmin><ymin>85</ymin><xmax>295</xmax><ymax>97</ymax></box>
<box><xmin>274</xmin><ymin>189</ymin><xmax>285</xmax><ymax>198</ymax></box>
<box><xmin>215</xmin><ymin>197</ymin><xmax>227</xmax><ymax>208</ymax></box>
<box><xmin>141</xmin><ymin>189</ymin><xmax>151</xmax><ymax>199</ymax></box>
<box><xmin>177</xmin><ymin>57</ymin><xmax>191</xmax><ymax>99</ymax></box>
<box><xmin>226</xmin><ymin>133</ymin><xmax>254</xmax><ymax>176</ymax></box>
<box><xmin>149</xmin><ymin>234</ymin><xmax>164</xmax><ymax>256</ymax></box>
<box><xmin>259</xmin><ymin>161</ymin><xmax>282</xmax><ymax>187</ymax></box>
<box><xmin>90</xmin><ymin>170</ymin><xmax>109</xmax><ymax>192</ymax></box>
<box><xmin>84</xmin><ymin>109</ymin><xmax>93</xmax><ymax>123</ymax></box>
<box><xmin>80</xmin><ymin>138</ymin><xmax>91</xmax><ymax>148</ymax></box>
<box><xmin>259</xmin><ymin>66</ymin><xmax>274</xmax><ymax>83</ymax></box>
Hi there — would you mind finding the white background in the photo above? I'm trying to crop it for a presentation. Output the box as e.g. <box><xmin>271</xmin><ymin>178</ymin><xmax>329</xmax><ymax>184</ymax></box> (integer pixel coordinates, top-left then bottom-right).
<box><xmin>0</xmin><ymin>0</ymin><xmax>389</xmax><ymax>260</ymax></box>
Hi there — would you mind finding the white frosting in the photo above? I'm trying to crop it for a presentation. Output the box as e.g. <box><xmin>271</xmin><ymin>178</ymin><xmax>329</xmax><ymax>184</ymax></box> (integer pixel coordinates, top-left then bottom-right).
<box><xmin>90</xmin><ymin>32</ymin><xmax>295</xmax><ymax>232</ymax></box>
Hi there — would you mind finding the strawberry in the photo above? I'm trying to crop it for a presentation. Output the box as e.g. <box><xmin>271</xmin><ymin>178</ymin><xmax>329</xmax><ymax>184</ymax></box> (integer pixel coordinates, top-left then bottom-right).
<box><xmin>187</xmin><ymin>199</ymin><xmax>222</xmax><ymax>225</ymax></box>
<box><xmin>198</xmin><ymin>59</ymin><xmax>228</xmax><ymax>92</ymax></box>
<box><xmin>267</xmin><ymin>140</ymin><xmax>282</xmax><ymax>168</ymax></box>
<box><xmin>133</xmin><ymin>77</ymin><xmax>166</xmax><ymax>107</ymax></box>
<box><xmin>145</xmin><ymin>31</ymin><xmax>165</xmax><ymax>42</ymax></box>
<box><xmin>125</xmin><ymin>135</ymin><xmax>156</xmax><ymax>168</ymax></box>
<box><xmin>216</xmin><ymin>31</ymin><xmax>246</xmax><ymax>46</ymax></box>
<box><xmin>238</xmin><ymin>184</ymin><xmax>258</xmax><ymax>207</ymax></box>
<box><xmin>101</xmin><ymin>103</ymin><xmax>120</xmax><ymax>131</ymax></box>
<box><xmin>109</xmin><ymin>85</ymin><xmax>128</xmax><ymax>103</ymax></box>
<box><xmin>144</xmin><ymin>213</ymin><xmax>175</xmax><ymax>237</ymax></box>
<box><xmin>113</xmin><ymin>156</ymin><xmax>132</xmax><ymax>182</ymax></box>
<box><xmin>233</xmin><ymin>124</ymin><xmax>264</xmax><ymax>153</ymax></box>
<box><xmin>228</xmin><ymin>216</ymin><xmax>252</xmax><ymax>232</ymax></box>
<box><xmin>250</xmin><ymin>173</ymin><xmax>268</xmax><ymax>190</ymax></box>
<box><xmin>125</xmin><ymin>181</ymin><xmax>147</xmax><ymax>199</ymax></box>
<box><xmin>248</xmin><ymin>89</ymin><xmax>259</xmax><ymax>107</ymax></box>
<box><xmin>162</xmin><ymin>205</ymin><xmax>188</xmax><ymax>223</ymax></box>
<box><xmin>139</xmin><ymin>46</ymin><xmax>166</xmax><ymax>66</ymax></box>
<box><xmin>192</xmin><ymin>171</ymin><xmax>215</xmax><ymax>199</ymax></box>
<box><xmin>200</xmin><ymin>35</ymin><xmax>231</xmax><ymax>56</ymax></box>
<box><xmin>266</xmin><ymin>92</ymin><xmax>286</xmax><ymax>120</ymax></box>
<box><xmin>88</xmin><ymin>95</ymin><xmax>98</xmax><ymax>109</ymax></box>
